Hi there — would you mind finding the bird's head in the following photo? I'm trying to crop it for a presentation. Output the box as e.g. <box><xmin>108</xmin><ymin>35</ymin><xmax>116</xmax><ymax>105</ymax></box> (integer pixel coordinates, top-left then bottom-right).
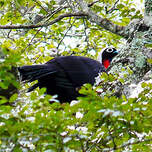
<box><xmin>100</xmin><ymin>47</ymin><xmax>118</xmax><ymax>69</ymax></box>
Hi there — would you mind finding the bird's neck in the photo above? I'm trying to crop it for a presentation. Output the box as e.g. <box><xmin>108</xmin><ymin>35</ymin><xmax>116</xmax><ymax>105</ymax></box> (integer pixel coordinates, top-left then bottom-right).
<box><xmin>103</xmin><ymin>59</ymin><xmax>110</xmax><ymax>69</ymax></box>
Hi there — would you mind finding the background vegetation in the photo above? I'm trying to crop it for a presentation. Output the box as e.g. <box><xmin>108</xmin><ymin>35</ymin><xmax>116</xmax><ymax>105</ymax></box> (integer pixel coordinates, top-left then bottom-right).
<box><xmin>0</xmin><ymin>0</ymin><xmax>152</xmax><ymax>151</ymax></box>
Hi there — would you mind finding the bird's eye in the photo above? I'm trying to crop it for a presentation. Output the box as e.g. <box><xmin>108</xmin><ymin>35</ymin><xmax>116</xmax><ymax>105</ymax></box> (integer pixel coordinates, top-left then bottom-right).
<box><xmin>106</xmin><ymin>48</ymin><xmax>114</xmax><ymax>53</ymax></box>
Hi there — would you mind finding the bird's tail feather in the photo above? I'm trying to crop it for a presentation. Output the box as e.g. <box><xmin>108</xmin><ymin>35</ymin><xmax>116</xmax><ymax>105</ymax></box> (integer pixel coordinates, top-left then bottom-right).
<box><xmin>18</xmin><ymin>65</ymin><xmax>56</xmax><ymax>82</ymax></box>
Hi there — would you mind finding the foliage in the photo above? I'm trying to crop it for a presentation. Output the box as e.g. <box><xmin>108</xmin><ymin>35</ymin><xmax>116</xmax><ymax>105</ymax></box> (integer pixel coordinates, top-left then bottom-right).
<box><xmin>0</xmin><ymin>0</ymin><xmax>151</xmax><ymax>151</ymax></box>
<box><xmin>0</xmin><ymin>74</ymin><xmax>152</xmax><ymax>151</ymax></box>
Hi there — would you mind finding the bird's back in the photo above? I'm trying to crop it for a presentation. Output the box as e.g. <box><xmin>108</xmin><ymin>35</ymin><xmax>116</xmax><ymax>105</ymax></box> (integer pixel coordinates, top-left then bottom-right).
<box><xmin>47</xmin><ymin>56</ymin><xmax>105</xmax><ymax>87</ymax></box>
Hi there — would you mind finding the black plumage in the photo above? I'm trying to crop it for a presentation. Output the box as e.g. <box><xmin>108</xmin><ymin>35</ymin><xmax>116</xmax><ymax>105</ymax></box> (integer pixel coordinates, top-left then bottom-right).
<box><xmin>18</xmin><ymin>48</ymin><xmax>118</xmax><ymax>103</ymax></box>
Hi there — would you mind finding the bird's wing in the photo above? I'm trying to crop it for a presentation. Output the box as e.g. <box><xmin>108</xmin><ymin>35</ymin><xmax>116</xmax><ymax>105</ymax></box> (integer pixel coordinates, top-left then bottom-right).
<box><xmin>55</xmin><ymin>72</ymin><xmax>75</xmax><ymax>89</ymax></box>
<box><xmin>52</xmin><ymin>56</ymin><xmax>105</xmax><ymax>87</ymax></box>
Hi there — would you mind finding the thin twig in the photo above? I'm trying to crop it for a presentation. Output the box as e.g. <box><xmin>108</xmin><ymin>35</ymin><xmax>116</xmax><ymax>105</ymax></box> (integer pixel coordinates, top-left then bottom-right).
<box><xmin>88</xmin><ymin>0</ymin><xmax>99</xmax><ymax>7</ymax></box>
<box><xmin>33</xmin><ymin>0</ymin><xmax>48</xmax><ymax>13</ymax></box>
<box><xmin>102</xmin><ymin>138</ymin><xmax>152</xmax><ymax>152</ymax></box>
<box><xmin>83</xmin><ymin>18</ymin><xmax>89</xmax><ymax>49</ymax></box>
<box><xmin>57</xmin><ymin>18</ymin><xmax>76</xmax><ymax>50</ymax></box>
<box><xmin>105</xmin><ymin>0</ymin><xmax>119</xmax><ymax>14</ymax></box>
<box><xmin>21</xmin><ymin>28</ymin><xmax>42</xmax><ymax>53</ymax></box>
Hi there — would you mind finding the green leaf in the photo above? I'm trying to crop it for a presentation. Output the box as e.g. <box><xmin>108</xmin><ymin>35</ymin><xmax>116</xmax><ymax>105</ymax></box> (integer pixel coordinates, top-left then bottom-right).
<box><xmin>145</xmin><ymin>43</ymin><xmax>152</xmax><ymax>48</ymax></box>
<box><xmin>147</xmin><ymin>59</ymin><xmax>152</xmax><ymax>64</ymax></box>
<box><xmin>117</xmin><ymin>4</ymin><xmax>125</xmax><ymax>9</ymax></box>
<box><xmin>141</xmin><ymin>82</ymin><xmax>147</xmax><ymax>88</ymax></box>
<box><xmin>9</xmin><ymin>93</ymin><xmax>18</xmax><ymax>102</ymax></box>
<box><xmin>38</xmin><ymin>87</ymin><xmax>46</xmax><ymax>96</ymax></box>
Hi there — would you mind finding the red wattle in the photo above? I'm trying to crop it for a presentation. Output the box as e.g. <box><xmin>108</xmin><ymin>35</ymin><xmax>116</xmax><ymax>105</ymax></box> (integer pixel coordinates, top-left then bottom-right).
<box><xmin>103</xmin><ymin>60</ymin><xmax>110</xmax><ymax>69</ymax></box>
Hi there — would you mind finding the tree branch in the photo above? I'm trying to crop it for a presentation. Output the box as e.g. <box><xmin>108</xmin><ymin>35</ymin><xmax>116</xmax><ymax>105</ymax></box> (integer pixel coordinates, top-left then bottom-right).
<box><xmin>77</xmin><ymin>0</ymin><xmax>129</xmax><ymax>38</ymax></box>
<box><xmin>0</xmin><ymin>12</ymin><xmax>87</xmax><ymax>30</ymax></box>
<box><xmin>0</xmin><ymin>0</ymin><xmax>149</xmax><ymax>39</ymax></box>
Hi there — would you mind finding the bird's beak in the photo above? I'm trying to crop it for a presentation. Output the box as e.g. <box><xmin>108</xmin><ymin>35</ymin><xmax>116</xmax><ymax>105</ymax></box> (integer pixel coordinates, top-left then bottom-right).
<box><xmin>114</xmin><ymin>50</ymin><xmax>118</xmax><ymax>55</ymax></box>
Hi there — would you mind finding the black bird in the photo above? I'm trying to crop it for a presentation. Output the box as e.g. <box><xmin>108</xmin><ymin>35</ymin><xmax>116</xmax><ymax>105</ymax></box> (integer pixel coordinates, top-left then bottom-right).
<box><xmin>18</xmin><ymin>48</ymin><xmax>118</xmax><ymax>103</ymax></box>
